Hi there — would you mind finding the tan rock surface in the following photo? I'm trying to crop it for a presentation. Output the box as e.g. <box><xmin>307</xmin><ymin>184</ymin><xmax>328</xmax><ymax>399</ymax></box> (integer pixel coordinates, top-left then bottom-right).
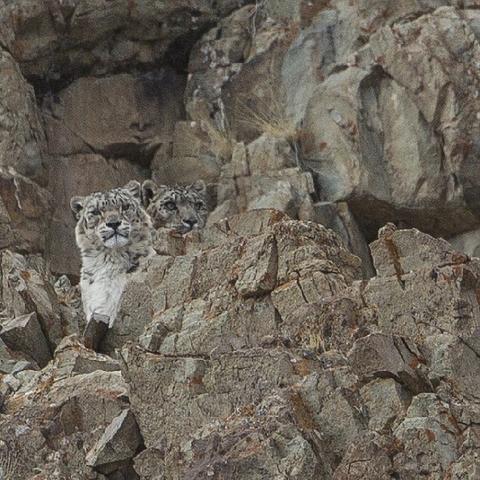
<box><xmin>2</xmin><ymin>1</ymin><xmax>480</xmax><ymax>478</ymax></box>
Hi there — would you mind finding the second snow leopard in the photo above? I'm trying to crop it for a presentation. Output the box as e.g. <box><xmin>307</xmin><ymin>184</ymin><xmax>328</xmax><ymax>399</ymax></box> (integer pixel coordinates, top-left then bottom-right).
<box><xmin>141</xmin><ymin>179</ymin><xmax>209</xmax><ymax>233</ymax></box>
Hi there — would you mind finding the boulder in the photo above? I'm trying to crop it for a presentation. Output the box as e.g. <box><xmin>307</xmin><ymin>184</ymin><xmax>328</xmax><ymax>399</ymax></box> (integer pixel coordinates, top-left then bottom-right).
<box><xmin>332</xmin><ymin>432</ymin><xmax>394</xmax><ymax>480</ymax></box>
<box><xmin>299</xmin><ymin>7</ymin><xmax>480</xmax><ymax>239</ymax></box>
<box><xmin>0</xmin><ymin>250</ymin><xmax>70</xmax><ymax>348</ymax></box>
<box><xmin>0</xmin><ymin>338</ymin><xmax>36</xmax><ymax>374</ymax></box>
<box><xmin>0</xmin><ymin>365</ymin><xmax>128</xmax><ymax>478</ymax></box>
<box><xmin>86</xmin><ymin>409</ymin><xmax>142</xmax><ymax>473</ymax></box>
<box><xmin>360</xmin><ymin>378</ymin><xmax>411</xmax><ymax>432</ymax></box>
<box><xmin>134</xmin><ymin>448</ymin><xmax>165</xmax><ymax>480</ymax></box>
<box><xmin>54</xmin><ymin>335</ymin><xmax>120</xmax><ymax>376</ymax></box>
<box><xmin>348</xmin><ymin>333</ymin><xmax>431</xmax><ymax>394</ymax></box>
<box><xmin>0</xmin><ymin>313</ymin><xmax>51</xmax><ymax>368</ymax></box>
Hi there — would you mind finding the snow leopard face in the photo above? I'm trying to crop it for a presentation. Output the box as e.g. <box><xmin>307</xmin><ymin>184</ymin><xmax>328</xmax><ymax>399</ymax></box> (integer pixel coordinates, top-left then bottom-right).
<box><xmin>141</xmin><ymin>180</ymin><xmax>209</xmax><ymax>234</ymax></box>
<box><xmin>70</xmin><ymin>181</ymin><xmax>152</xmax><ymax>252</ymax></box>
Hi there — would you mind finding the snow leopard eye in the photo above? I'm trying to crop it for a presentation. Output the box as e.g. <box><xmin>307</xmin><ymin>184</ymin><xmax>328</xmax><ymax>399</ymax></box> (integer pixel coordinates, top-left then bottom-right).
<box><xmin>90</xmin><ymin>208</ymin><xmax>101</xmax><ymax>216</ymax></box>
<box><xmin>165</xmin><ymin>201</ymin><xmax>176</xmax><ymax>211</ymax></box>
<box><xmin>195</xmin><ymin>201</ymin><xmax>204</xmax><ymax>210</ymax></box>
<box><xmin>122</xmin><ymin>203</ymin><xmax>132</xmax><ymax>212</ymax></box>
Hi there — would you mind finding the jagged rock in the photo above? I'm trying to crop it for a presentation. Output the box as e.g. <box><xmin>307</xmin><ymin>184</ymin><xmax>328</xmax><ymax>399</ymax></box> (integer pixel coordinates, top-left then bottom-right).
<box><xmin>300</xmin><ymin>7</ymin><xmax>480</xmax><ymax>239</ymax></box>
<box><xmin>295</xmin><ymin>368</ymin><xmax>365</xmax><ymax>463</ymax></box>
<box><xmin>0</xmin><ymin>362</ymin><xmax>129</xmax><ymax>478</ymax></box>
<box><xmin>4</xmin><ymin>210</ymin><xmax>480</xmax><ymax>477</ymax></box>
<box><xmin>370</xmin><ymin>228</ymin><xmax>464</xmax><ymax>278</ymax></box>
<box><xmin>0</xmin><ymin>338</ymin><xmax>36</xmax><ymax>374</ymax></box>
<box><xmin>54</xmin><ymin>335</ymin><xmax>120</xmax><ymax>376</ymax></box>
<box><xmin>0</xmin><ymin>50</ymin><xmax>46</xmax><ymax>179</ymax></box>
<box><xmin>392</xmin><ymin>393</ymin><xmax>459</xmax><ymax>477</ymax></box>
<box><xmin>102</xmin><ymin>263</ymin><xmax>157</xmax><ymax>354</ymax></box>
<box><xmin>124</xmin><ymin>347</ymin><xmax>332</xmax><ymax>478</ymax></box>
<box><xmin>282</xmin><ymin>1</ymin><xmax>361</xmax><ymax>124</ymax></box>
<box><xmin>104</xmin><ymin>210</ymin><xmax>361</xmax><ymax>355</ymax></box>
<box><xmin>0</xmin><ymin>313</ymin><xmax>51</xmax><ymax>368</ymax></box>
<box><xmin>234</xmin><ymin>232</ymin><xmax>277</xmax><ymax>297</ymax></box>
<box><xmin>360</xmin><ymin>378</ymin><xmax>411</xmax><ymax>432</ymax></box>
<box><xmin>86</xmin><ymin>409</ymin><xmax>142</xmax><ymax>473</ymax></box>
<box><xmin>0</xmin><ymin>250</ymin><xmax>71</xmax><ymax>348</ymax></box>
<box><xmin>0</xmin><ymin>0</ymin><xmax>247</xmax><ymax>79</ymax></box>
<box><xmin>4</xmin><ymin>2</ymin><xmax>480</xmax><ymax>477</ymax></box>
<box><xmin>313</xmin><ymin>201</ymin><xmax>375</xmax><ymax>278</ymax></box>
<box><xmin>185</xmin><ymin>5</ymin><xmax>255</xmax><ymax>137</ymax></box>
<box><xmin>0</xmin><ymin>169</ymin><xmax>51</xmax><ymax>253</ymax></box>
<box><xmin>180</xmin><ymin>395</ymin><xmax>326</xmax><ymax>479</ymax></box>
<box><xmin>364</xmin><ymin>228</ymin><xmax>480</xmax><ymax>340</ymax></box>
<box><xmin>425</xmin><ymin>334</ymin><xmax>480</xmax><ymax>400</ymax></box>
<box><xmin>348</xmin><ymin>333</ymin><xmax>431</xmax><ymax>394</ymax></box>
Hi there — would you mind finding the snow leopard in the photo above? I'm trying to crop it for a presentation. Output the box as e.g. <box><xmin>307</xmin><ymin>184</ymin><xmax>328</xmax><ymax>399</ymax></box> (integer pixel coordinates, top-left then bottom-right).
<box><xmin>70</xmin><ymin>181</ymin><xmax>154</xmax><ymax>329</ymax></box>
<box><xmin>141</xmin><ymin>179</ymin><xmax>209</xmax><ymax>233</ymax></box>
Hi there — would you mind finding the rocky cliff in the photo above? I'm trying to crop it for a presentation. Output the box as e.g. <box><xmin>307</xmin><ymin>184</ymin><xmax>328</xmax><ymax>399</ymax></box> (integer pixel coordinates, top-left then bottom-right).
<box><xmin>1</xmin><ymin>1</ymin><xmax>480</xmax><ymax>479</ymax></box>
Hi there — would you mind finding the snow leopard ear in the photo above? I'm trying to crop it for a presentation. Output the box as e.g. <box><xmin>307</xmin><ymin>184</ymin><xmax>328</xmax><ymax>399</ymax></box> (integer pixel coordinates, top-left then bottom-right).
<box><xmin>123</xmin><ymin>180</ymin><xmax>142</xmax><ymax>200</ymax></box>
<box><xmin>70</xmin><ymin>196</ymin><xmax>85</xmax><ymax>220</ymax></box>
<box><xmin>191</xmin><ymin>180</ymin><xmax>206</xmax><ymax>196</ymax></box>
<box><xmin>141</xmin><ymin>180</ymin><xmax>159</xmax><ymax>207</ymax></box>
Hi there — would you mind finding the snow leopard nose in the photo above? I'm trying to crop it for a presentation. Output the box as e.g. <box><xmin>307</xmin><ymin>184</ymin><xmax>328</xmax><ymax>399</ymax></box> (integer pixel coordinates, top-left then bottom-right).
<box><xmin>182</xmin><ymin>218</ymin><xmax>197</xmax><ymax>229</ymax></box>
<box><xmin>106</xmin><ymin>220</ymin><xmax>121</xmax><ymax>231</ymax></box>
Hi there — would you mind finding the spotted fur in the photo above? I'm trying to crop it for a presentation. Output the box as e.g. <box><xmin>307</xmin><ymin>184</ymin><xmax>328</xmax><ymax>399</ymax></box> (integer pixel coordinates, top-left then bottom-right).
<box><xmin>141</xmin><ymin>180</ymin><xmax>209</xmax><ymax>233</ymax></box>
<box><xmin>70</xmin><ymin>181</ymin><xmax>154</xmax><ymax>327</ymax></box>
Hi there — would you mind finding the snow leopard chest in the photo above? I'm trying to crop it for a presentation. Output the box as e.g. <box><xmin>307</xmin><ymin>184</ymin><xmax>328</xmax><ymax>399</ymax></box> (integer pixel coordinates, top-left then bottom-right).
<box><xmin>80</xmin><ymin>258</ymin><xmax>129</xmax><ymax>327</ymax></box>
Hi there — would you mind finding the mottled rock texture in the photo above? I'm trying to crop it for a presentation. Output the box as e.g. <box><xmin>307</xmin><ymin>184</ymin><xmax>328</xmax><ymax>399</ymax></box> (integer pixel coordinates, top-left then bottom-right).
<box><xmin>2</xmin><ymin>210</ymin><xmax>480</xmax><ymax>479</ymax></box>
<box><xmin>2</xmin><ymin>0</ymin><xmax>480</xmax><ymax>478</ymax></box>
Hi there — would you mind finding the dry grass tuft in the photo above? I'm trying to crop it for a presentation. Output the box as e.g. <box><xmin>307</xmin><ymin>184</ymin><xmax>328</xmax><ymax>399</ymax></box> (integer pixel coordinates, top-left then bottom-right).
<box><xmin>198</xmin><ymin>120</ymin><xmax>234</xmax><ymax>162</ymax></box>
<box><xmin>236</xmin><ymin>93</ymin><xmax>302</xmax><ymax>166</ymax></box>
<box><xmin>236</xmin><ymin>94</ymin><xmax>299</xmax><ymax>143</ymax></box>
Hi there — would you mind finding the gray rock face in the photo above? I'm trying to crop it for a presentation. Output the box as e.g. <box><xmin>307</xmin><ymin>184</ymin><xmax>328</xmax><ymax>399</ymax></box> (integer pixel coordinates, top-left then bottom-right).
<box><xmin>0</xmin><ymin>0</ymin><xmax>248</xmax><ymax>79</ymax></box>
<box><xmin>105</xmin><ymin>209</ymin><xmax>361</xmax><ymax>355</ymax></box>
<box><xmin>43</xmin><ymin>71</ymin><xmax>185</xmax><ymax>158</ymax></box>
<box><xmin>1</xmin><ymin>210</ymin><xmax>480</xmax><ymax>478</ymax></box>
<box><xmin>183</xmin><ymin>0</ymin><xmax>480</xmax><ymax>247</ymax></box>
<box><xmin>297</xmin><ymin>6</ymin><xmax>480</xmax><ymax>239</ymax></box>
<box><xmin>0</xmin><ymin>350</ymin><xmax>129</xmax><ymax>478</ymax></box>
<box><xmin>0</xmin><ymin>169</ymin><xmax>51</xmax><ymax>253</ymax></box>
<box><xmin>3</xmin><ymin>0</ymin><xmax>480</xmax><ymax>478</ymax></box>
<box><xmin>0</xmin><ymin>249</ymin><xmax>72</xmax><ymax>349</ymax></box>
<box><xmin>0</xmin><ymin>50</ymin><xmax>46</xmax><ymax>179</ymax></box>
